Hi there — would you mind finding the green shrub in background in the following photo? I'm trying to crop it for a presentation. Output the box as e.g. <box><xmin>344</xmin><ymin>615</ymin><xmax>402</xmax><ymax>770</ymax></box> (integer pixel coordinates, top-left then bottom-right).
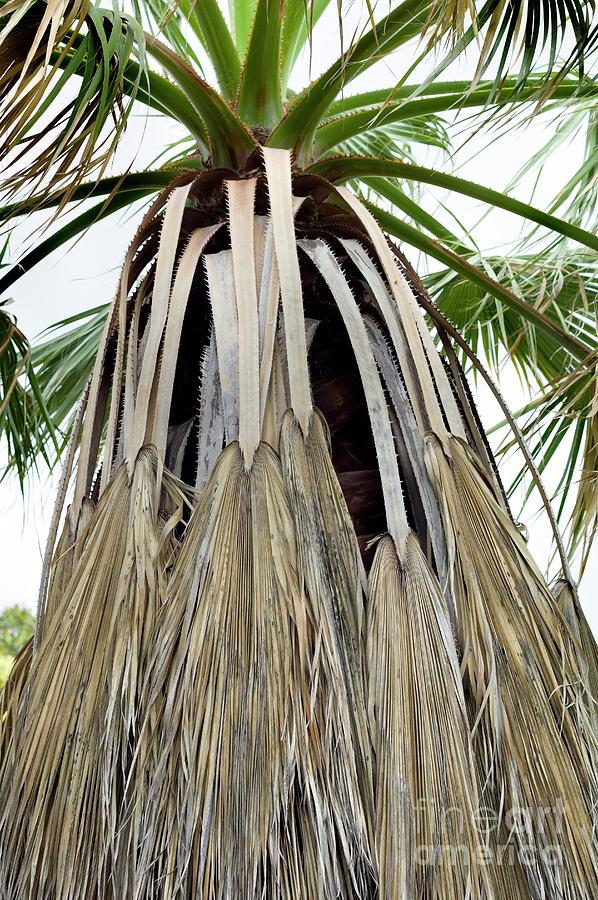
<box><xmin>0</xmin><ymin>606</ymin><xmax>34</xmax><ymax>688</ymax></box>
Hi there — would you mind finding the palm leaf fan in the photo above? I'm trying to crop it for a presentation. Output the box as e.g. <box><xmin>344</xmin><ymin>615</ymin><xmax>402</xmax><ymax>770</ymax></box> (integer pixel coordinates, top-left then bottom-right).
<box><xmin>0</xmin><ymin>0</ymin><xmax>145</xmax><ymax>209</ymax></box>
<box><xmin>1</xmin><ymin>141</ymin><xmax>597</xmax><ymax>899</ymax></box>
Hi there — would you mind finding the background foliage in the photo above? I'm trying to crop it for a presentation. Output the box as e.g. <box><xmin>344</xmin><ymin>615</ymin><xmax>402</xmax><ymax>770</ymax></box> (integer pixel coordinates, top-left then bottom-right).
<box><xmin>0</xmin><ymin>605</ymin><xmax>34</xmax><ymax>687</ymax></box>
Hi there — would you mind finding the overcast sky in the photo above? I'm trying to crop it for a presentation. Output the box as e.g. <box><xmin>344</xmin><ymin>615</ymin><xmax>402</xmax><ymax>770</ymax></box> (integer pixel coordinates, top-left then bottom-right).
<box><xmin>1</xmin><ymin>4</ymin><xmax>596</xmax><ymax>633</ymax></box>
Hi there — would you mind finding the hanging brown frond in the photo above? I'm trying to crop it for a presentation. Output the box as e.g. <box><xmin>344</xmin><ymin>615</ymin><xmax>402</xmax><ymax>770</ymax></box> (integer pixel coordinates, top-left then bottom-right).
<box><xmin>555</xmin><ymin>578</ymin><xmax>598</xmax><ymax>728</ymax></box>
<box><xmin>43</xmin><ymin>496</ymin><xmax>95</xmax><ymax>623</ymax></box>
<box><xmin>279</xmin><ymin>408</ymin><xmax>375</xmax><ymax>841</ymax></box>
<box><xmin>569</xmin><ymin>386</ymin><xmax>598</xmax><ymax>576</ymax></box>
<box><xmin>426</xmin><ymin>434</ymin><xmax>598</xmax><ymax>897</ymax></box>
<box><xmin>0</xmin><ymin>635</ymin><xmax>32</xmax><ymax>761</ymax></box>
<box><xmin>121</xmin><ymin>441</ymin><xmax>374</xmax><ymax>898</ymax></box>
<box><xmin>0</xmin><ymin>449</ymin><xmax>188</xmax><ymax>899</ymax></box>
<box><xmin>367</xmin><ymin>533</ymin><xmax>493</xmax><ymax>898</ymax></box>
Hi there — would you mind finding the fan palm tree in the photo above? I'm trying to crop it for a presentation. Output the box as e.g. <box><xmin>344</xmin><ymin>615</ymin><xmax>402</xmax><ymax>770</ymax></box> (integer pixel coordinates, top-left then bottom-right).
<box><xmin>0</xmin><ymin>0</ymin><xmax>597</xmax><ymax>897</ymax></box>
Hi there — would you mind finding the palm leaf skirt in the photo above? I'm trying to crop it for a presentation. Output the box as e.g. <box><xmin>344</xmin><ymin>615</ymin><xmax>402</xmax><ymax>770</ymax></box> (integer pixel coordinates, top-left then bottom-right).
<box><xmin>0</xmin><ymin>149</ymin><xmax>596</xmax><ymax>899</ymax></box>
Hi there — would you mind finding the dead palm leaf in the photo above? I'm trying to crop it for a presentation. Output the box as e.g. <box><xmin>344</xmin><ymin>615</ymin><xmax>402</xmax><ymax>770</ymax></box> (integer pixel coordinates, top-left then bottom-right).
<box><xmin>368</xmin><ymin>533</ymin><xmax>494</xmax><ymax>898</ymax></box>
<box><xmin>426</xmin><ymin>433</ymin><xmax>598</xmax><ymax>897</ymax></box>
<box><xmin>0</xmin><ymin>634</ymin><xmax>32</xmax><ymax>761</ymax></box>
<box><xmin>121</xmin><ymin>441</ymin><xmax>374</xmax><ymax>898</ymax></box>
<box><xmin>0</xmin><ymin>449</ymin><xmax>187</xmax><ymax>899</ymax></box>
<box><xmin>554</xmin><ymin>577</ymin><xmax>598</xmax><ymax>738</ymax></box>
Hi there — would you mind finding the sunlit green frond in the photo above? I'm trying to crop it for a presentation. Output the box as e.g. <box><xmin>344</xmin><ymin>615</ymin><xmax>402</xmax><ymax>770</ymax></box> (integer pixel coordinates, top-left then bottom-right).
<box><xmin>268</xmin><ymin>0</ymin><xmax>432</xmax><ymax>161</ymax></box>
<box><xmin>181</xmin><ymin>0</ymin><xmax>240</xmax><ymax>96</ymax></box>
<box><xmin>309</xmin><ymin>155</ymin><xmax>598</xmax><ymax>253</ymax></box>
<box><xmin>237</xmin><ymin>0</ymin><xmax>285</xmax><ymax>127</ymax></box>
<box><xmin>315</xmin><ymin>76</ymin><xmax>598</xmax><ymax>157</ymax></box>
<box><xmin>361</xmin><ymin>176</ymin><xmax>474</xmax><ymax>254</ymax></box>
<box><xmin>32</xmin><ymin>303</ymin><xmax>108</xmax><ymax>435</ymax></box>
<box><xmin>0</xmin><ymin>168</ymin><xmax>177</xmax><ymax>224</ymax></box>
<box><xmin>427</xmin><ymin>251</ymin><xmax>597</xmax><ymax>382</ymax></box>
<box><xmin>510</xmin><ymin>105</ymin><xmax>598</xmax><ymax>233</ymax></box>
<box><xmin>146</xmin><ymin>35</ymin><xmax>256</xmax><ymax>166</ymax></box>
<box><xmin>0</xmin><ymin>299</ymin><xmax>56</xmax><ymax>485</ymax></box>
<box><xmin>332</xmin><ymin>117</ymin><xmax>452</xmax><ymax>161</ymax></box>
<box><xmin>326</xmin><ymin>74</ymin><xmax>596</xmax><ymax>116</ymax></box>
<box><xmin>228</xmin><ymin>0</ymin><xmax>258</xmax><ymax>55</ymax></box>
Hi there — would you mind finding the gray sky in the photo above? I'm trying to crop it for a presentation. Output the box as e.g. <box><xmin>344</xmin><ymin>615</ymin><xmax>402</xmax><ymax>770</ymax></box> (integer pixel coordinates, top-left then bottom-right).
<box><xmin>1</xmin><ymin>4</ymin><xmax>596</xmax><ymax>632</ymax></box>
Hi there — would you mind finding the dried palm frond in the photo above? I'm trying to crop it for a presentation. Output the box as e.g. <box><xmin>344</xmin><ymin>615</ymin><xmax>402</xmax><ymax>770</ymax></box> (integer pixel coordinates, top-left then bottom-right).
<box><xmin>122</xmin><ymin>441</ymin><xmax>374</xmax><ymax>898</ymax></box>
<box><xmin>43</xmin><ymin>496</ymin><xmax>95</xmax><ymax>624</ymax></box>
<box><xmin>0</xmin><ymin>634</ymin><xmax>32</xmax><ymax>760</ymax></box>
<box><xmin>426</xmin><ymin>434</ymin><xmax>598</xmax><ymax>897</ymax></box>
<box><xmin>293</xmin><ymin>222</ymin><xmax>491</xmax><ymax>894</ymax></box>
<box><xmin>554</xmin><ymin>578</ymin><xmax>598</xmax><ymax>727</ymax></box>
<box><xmin>109</xmin><ymin>155</ymin><xmax>385</xmax><ymax>897</ymax></box>
<box><xmin>568</xmin><ymin>386</ymin><xmax>598</xmax><ymax>576</ymax></box>
<box><xmin>368</xmin><ymin>533</ymin><xmax>493</xmax><ymax>899</ymax></box>
<box><xmin>34</xmin><ymin>381</ymin><xmax>89</xmax><ymax>646</ymax></box>
<box><xmin>0</xmin><ymin>448</ymin><xmax>187</xmax><ymax>900</ymax></box>
<box><xmin>0</xmin><ymin>177</ymin><xmax>215</xmax><ymax>899</ymax></box>
<box><xmin>3</xmin><ymin>139</ymin><xmax>597</xmax><ymax>900</ymax></box>
<box><xmin>303</xmin><ymin>180</ymin><xmax>598</xmax><ymax>897</ymax></box>
<box><xmin>279</xmin><ymin>409</ymin><xmax>374</xmax><ymax>829</ymax></box>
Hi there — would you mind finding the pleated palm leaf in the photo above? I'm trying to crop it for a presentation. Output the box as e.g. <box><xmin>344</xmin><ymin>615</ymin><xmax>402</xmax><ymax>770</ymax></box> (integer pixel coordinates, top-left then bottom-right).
<box><xmin>0</xmin><ymin>1</ymin><xmax>597</xmax><ymax>898</ymax></box>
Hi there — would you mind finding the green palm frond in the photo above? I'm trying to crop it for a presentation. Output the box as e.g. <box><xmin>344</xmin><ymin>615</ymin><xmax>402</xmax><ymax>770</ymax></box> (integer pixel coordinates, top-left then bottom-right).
<box><xmin>509</xmin><ymin>104</ymin><xmax>598</xmax><ymax>234</ymax></box>
<box><xmin>32</xmin><ymin>302</ymin><xmax>108</xmax><ymax>433</ymax></box>
<box><xmin>334</xmin><ymin>116</ymin><xmax>452</xmax><ymax>161</ymax></box>
<box><xmin>0</xmin><ymin>298</ymin><xmax>56</xmax><ymax>484</ymax></box>
<box><xmin>427</xmin><ymin>251</ymin><xmax>597</xmax><ymax>379</ymax></box>
<box><xmin>0</xmin><ymin>0</ymin><xmax>149</xmax><ymax>209</ymax></box>
<box><xmin>427</xmin><ymin>250</ymin><xmax>598</xmax><ymax>565</ymax></box>
<box><xmin>0</xmin><ymin>300</ymin><xmax>33</xmax><ymax>480</ymax></box>
<box><xmin>425</xmin><ymin>0</ymin><xmax>597</xmax><ymax>96</ymax></box>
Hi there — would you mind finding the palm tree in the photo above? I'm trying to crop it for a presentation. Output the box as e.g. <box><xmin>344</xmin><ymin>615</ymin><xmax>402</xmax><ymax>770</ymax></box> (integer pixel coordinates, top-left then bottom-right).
<box><xmin>0</xmin><ymin>0</ymin><xmax>597</xmax><ymax>896</ymax></box>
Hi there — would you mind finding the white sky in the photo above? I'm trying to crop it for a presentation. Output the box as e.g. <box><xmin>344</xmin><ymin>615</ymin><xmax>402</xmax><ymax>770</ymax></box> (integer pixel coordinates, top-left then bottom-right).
<box><xmin>0</xmin><ymin>4</ymin><xmax>596</xmax><ymax>632</ymax></box>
